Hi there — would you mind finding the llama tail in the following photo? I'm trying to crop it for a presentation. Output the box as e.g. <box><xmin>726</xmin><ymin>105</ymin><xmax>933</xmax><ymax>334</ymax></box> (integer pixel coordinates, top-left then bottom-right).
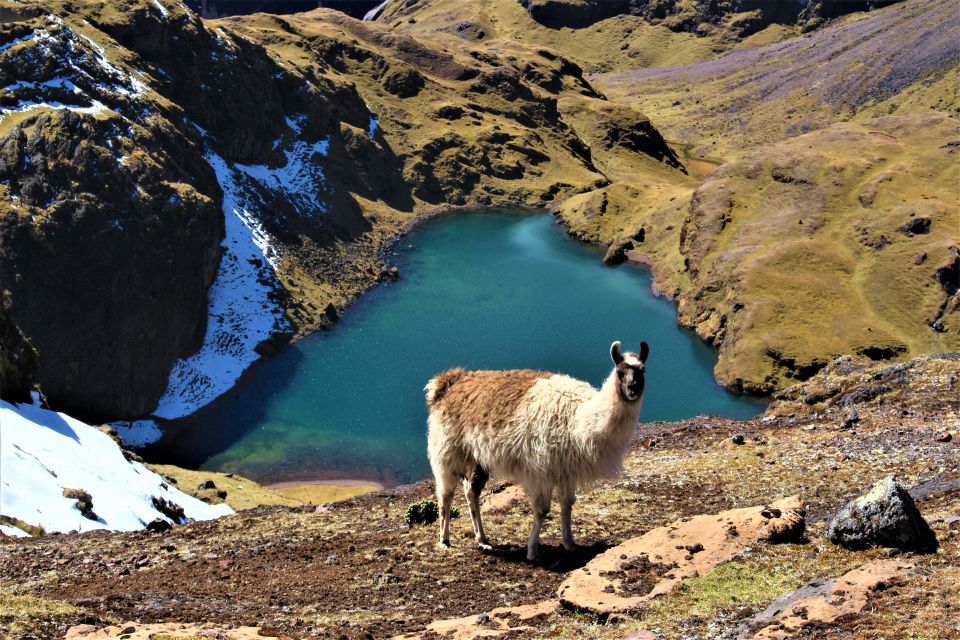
<box><xmin>425</xmin><ymin>368</ymin><xmax>467</xmax><ymax>409</ymax></box>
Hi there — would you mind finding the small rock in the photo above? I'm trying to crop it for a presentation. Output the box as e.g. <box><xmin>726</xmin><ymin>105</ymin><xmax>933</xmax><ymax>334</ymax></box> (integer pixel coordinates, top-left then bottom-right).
<box><xmin>603</xmin><ymin>239</ymin><xmax>634</xmax><ymax>266</ymax></box>
<box><xmin>120</xmin><ymin>626</ymin><xmax>136</xmax><ymax>634</ymax></box>
<box><xmin>145</xmin><ymin>518</ymin><xmax>172</xmax><ymax>533</ymax></box>
<box><xmin>937</xmin><ymin>432</ymin><xmax>953</xmax><ymax>443</ymax></box>
<box><xmin>323</xmin><ymin>303</ymin><xmax>339</xmax><ymax>321</ymax></box>
<box><xmin>622</xmin><ymin>631</ymin><xmax>656</xmax><ymax>640</ymax></box>
<box><xmin>197</xmin><ymin>479</ymin><xmax>217</xmax><ymax>490</ymax></box>
<box><xmin>899</xmin><ymin>216</ymin><xmax>931</xmax><ymax>235</ymax></box>
<box><xmin>915</xmin><ymin>252</ymin><xmax>927</xmax><ymax>265</ymax></box>
<box><xmin>826</xmin><ymin>476</ymin><xmax>938</xmax><ymax>552</ymax></box>
<box><xmin>842</xmin><ymin>407</ymin><xmax>859</xmax><ymax>429</ymax></box>
<box><xmin>388</xmin><ymin>265</ymin><xmax>400</xmax><ymax>279</ymax></box>
<box><xmin>731</xmin><ymin>434</ymin><xmax>745</xmax><ymax>445</ymax></box>
<box><xmin>476</xmin><ymin>613</ymin><xmax>490</xmax><ymax>624</ymax></box>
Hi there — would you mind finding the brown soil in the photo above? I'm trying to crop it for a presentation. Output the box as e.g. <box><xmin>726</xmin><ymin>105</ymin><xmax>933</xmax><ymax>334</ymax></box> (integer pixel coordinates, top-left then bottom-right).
<box><xmin>1</xmin><ymin>354</ymin><xmax>958</xmax><ymax>640</ymax></box>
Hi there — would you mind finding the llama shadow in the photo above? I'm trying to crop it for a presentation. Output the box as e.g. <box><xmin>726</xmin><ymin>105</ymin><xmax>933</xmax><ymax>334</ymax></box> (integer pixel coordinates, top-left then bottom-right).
<box><xmin>478</xmin><ymin>540</ymin><xmax>610</xmax><ymax>573</ymax></box>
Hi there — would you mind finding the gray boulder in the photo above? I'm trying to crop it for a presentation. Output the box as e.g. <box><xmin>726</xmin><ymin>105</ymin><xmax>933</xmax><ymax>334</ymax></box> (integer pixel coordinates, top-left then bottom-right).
<box><xmin>827</xmin><ymin>476</ymin><xmax>937</xmax><ymax>552</ymax></box>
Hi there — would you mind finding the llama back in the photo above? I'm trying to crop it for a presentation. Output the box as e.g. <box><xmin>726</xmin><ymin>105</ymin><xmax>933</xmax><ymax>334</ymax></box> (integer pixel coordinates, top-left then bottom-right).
<box><xmin>426</xmin><ymin>369</ymin><xmax>597</xmax><ymax>480</ymax></box>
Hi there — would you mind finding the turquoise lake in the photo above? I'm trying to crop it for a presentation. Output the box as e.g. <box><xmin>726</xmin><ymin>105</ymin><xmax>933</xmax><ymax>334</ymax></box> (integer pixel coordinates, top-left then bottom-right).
<box><xmin>152</xmin><ymin>210</ymin><xmax>765</xmax><ymax>485</ymax></box>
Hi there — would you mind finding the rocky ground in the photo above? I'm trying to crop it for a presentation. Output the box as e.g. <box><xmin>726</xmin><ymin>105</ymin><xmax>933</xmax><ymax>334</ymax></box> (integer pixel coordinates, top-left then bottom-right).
<box><xmin>2</xmin><ymin>354</ymin><xmax>957</xmax><ymax>639</ymax></box>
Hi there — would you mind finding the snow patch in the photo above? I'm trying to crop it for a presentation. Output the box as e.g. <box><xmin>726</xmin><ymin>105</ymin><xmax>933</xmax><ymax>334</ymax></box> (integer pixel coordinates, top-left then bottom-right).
<box><xmin>0</xmin><ymin>32</ymin><xmax>38</xmax><ymax>54</ymax></box>
<box><xmin>0</xmin><ymin>24</ymin><xmax>148</xmax><ymax>122</ymax></box>
<box><xmin>111</xmin><ymin>419</ymin><xmax>163</xmax><ymax>448</ymax></box>
<box><xmin>151</xmin><ymin>0</ymin><xmax>169</xmax><ymax>17</ymax></box>
<box><xmin>235</xmin><ymin>137</ymin><xmax>330</xmax><ymax>218</ymax></box>
<box><xmin>0</xmin><ymin>524</ymin><xmax>29</xmax><ymax>538</ymax></box>
<box><xmin>0</xmin><ymin>400</ymin><xmax>232</xmax><ymax>535</ymax></box>
<box><xmin>0</xmin><ymin>99</ymin><xmax>109</xmax><ymax>119</ymax></box>
<box><xmin>150</xmin><ymin>150</ymin><xmax>289</xmax><ymax>420</ymax></box>
<box><xmin>363</xmin><ymin>0</ymin><xmax>394</xmax><ymax>21</ymax></box>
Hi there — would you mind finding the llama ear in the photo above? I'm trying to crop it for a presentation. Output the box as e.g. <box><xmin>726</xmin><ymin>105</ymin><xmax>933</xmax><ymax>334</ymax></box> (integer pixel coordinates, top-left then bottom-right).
<box><xmin>639</xmin><ymin>341</ymin><xmax>649</xmax><ymax>364</ymax></box>
<box><xmin>610</xmin><ymin>341</ymin><xmax>623</xmax><ymax>365</ymax></box>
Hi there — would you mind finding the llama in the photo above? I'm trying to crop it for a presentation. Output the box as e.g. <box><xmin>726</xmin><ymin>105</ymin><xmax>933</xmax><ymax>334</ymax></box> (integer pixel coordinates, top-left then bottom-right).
<box><xmin>425</xmin><ymin>340</ymin><xmax>648</xmax><ymax>561</ymax></box>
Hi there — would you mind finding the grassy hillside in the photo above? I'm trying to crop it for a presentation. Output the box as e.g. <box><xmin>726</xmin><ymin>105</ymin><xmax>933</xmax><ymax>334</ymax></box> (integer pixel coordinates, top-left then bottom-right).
<box><xmin>594</xmin><ymin>0</ymin><xmax>960</xmax><ymax>159</ymax></box>
<box><xmin>674</xmin><ymin>114</ymin><xmax>959</xmax><ymax>391</ymax></box>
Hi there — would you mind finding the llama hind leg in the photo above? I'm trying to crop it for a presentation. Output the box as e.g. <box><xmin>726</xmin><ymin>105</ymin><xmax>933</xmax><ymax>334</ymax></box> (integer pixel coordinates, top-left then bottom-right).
<box><xmin>526</xmin><ymin>485</ymin><xmax>553</xmax><ymax>562</ymax></box>
<box><xmin>462</xmin><ymin>464</ymin><xmax>491</xmax><ymax>550</ymax></box>
<box><xmin>436</xmin><ymin>472</ymin><xmax>456</xmax><ymax>549</ymax></box>
<box><xmin>559</xmin><ymin>484</ymin><xmax>577</xmax><ymax>552</ymax></box>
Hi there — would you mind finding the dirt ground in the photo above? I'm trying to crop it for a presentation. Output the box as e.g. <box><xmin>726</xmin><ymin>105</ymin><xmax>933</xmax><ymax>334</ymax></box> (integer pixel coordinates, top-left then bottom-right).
<box><xmin>2</xmin><ymin>355</ymin><xmax>958</xmax><ymax>639</ymax></box>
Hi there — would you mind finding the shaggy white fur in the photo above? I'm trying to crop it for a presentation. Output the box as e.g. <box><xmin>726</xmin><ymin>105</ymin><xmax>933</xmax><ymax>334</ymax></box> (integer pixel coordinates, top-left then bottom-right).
<box><xmin>426</xmin><ymin>341</ymin><xmax>647</xmax><ymax>561</ymax></box>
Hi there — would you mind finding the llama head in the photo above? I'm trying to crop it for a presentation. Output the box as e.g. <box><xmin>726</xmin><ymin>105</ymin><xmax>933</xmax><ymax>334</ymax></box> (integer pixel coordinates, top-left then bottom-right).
<box><xmin>610</xmin><ymin>340</ymin><xmax>649</xmax><ymax>402</ymax></box>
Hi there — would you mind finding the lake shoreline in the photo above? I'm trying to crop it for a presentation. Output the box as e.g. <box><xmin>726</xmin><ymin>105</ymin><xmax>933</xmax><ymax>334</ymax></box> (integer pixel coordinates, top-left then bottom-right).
<box><xmin>265</xmin><ymin>478</ymin><xmax>385</xmax><ymax>491</ymax></box>
<box><xmin>148</xmin><ymin>211</ymin><xmax>765</xmax><ymax>485</ymax></box>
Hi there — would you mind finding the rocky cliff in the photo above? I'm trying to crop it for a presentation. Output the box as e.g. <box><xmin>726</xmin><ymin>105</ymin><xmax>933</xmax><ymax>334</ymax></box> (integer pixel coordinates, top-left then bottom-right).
<box><xmin>0</xmin><ymin>289</ymin><xmax>36</xmax><ymax>403</ymax></box>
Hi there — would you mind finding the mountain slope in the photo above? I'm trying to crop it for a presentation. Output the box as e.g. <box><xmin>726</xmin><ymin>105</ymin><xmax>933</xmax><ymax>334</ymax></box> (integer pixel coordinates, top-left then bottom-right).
<box><xmin>594</xmin><ymin>0</ymin><xmax>960</xmax><ymax>158</ymax></box>
<box><xmin>1</xmin><ymin>0</ymin><xmax>683</xmax><ymax>421</ymax></box>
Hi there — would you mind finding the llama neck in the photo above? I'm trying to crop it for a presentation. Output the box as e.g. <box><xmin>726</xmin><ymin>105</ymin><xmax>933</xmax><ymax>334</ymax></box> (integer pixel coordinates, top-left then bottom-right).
<box><xmin>575</xmin><ymin>372</ymin><xmax>642</xmax><ymax>448</ymax></box>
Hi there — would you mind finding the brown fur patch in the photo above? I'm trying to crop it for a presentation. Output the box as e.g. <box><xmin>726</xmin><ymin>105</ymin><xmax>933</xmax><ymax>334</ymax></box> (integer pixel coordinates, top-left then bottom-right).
<box><xmin>426</xmin><ymin>368</ymin><xmax>468</xmax><ymax>408</ymax></box>
<box><xmin>429</xmin><ymin>369</ymin><xmax>550</xmax><ymax>433</ymax></box>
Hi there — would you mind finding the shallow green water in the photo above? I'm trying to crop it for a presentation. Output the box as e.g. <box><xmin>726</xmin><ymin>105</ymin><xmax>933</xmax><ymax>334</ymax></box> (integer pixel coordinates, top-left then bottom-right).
<box><xmin>153</xmin><ymin>210</ymin><xmax>764</xmax><ymax>485</ymax></box>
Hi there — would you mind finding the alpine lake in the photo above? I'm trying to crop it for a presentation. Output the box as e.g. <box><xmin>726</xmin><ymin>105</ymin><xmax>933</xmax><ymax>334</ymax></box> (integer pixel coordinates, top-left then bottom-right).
<box><xmin>150</xmin><ymin>210</ymin><xmax>765</xmax><ymax>486</ymax></box>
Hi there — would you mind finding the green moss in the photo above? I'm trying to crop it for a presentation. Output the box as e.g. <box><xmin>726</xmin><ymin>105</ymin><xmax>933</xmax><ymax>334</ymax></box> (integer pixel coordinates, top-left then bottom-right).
<box><xmin>0</xmin><ymin>592</ymin><xmax>85</xmax><ymax>636</ymax></box>
<box><xmin>404</xmin><ymin>499</ymin><xmax>460</xmax><ymax>526</ymax></box>
<box><xmin>658</xmin><ymin>561</ymin><xmax>799</xmax><ymax>615</ymax></box>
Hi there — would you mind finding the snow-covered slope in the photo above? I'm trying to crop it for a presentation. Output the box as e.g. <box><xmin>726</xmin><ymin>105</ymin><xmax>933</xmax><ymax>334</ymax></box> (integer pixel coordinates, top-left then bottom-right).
<box><xmin>0</xmin><ymin>400</ymin><xmax>232</xmax><ymax>535</ymax></box>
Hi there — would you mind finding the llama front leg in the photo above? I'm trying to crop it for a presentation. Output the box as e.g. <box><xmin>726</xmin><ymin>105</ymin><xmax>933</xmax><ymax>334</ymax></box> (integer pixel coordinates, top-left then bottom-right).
<box><xmin>559</xmin><ymin>484</ymin><xmax>577</xmax><ymax>552</ymax></box>
<box><xmin>463</xmin><ymin>465</ymin><xmax>491</xmax><ymax>550</ymax></box>
<box><xmin>526</xmin><ymin>486</ymin><xmax>552</xmax><ymax>562</ymax></box>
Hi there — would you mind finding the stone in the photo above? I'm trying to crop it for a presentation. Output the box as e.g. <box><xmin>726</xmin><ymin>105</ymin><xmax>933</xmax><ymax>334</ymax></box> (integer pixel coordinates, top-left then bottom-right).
<box><xmin>145</xmin><ymin>518</ymin><xmax>172</xmax><ymax>533</ymax></box>
<box><xmin>198</xmin><ymin>479</ymin><xmax>217</xmax><ymax>490</ymax></box>
<box><xmin>557</xmin><ymin>497</ymin><xmax>805</xmax><ymax>614</ymax></box>
<box><xmin>481</xmin><ymin>485</ymin><xmax>525</xmax><ymax>514</ymax></box>
<box><xmin>383</xmin><ymin>69</ymin><xmax>425</xmax><ymax>98</ymax></box>
<box><xmin>937</xmin><ymin>432</ymin><xmax>952</xmax><ymax>443</ymax></box>
<box><xmin>842</xmin><ymin>406</ymin><xmax>859</xmax><ymax>428</ymax></box>
<box><xmin>603</xmin><ymin>239</ymin><xmax>634</xmax><ymax>266</ymax></box>
<box><xmin>737</xmin><ymin>559</ymin><xmax>912</xmax><ymax>639</ymax></box>
<box><xmin>622</xmin><ymin>631</ymin><xmax>657</xmax><ymax>640</ymax></box>
<box><xmin>899</xmin><ymin>216</ymin><xmax>931</xmax><ymax>235</ymax></box>
<box><xmin>393</xmin><ymin>601</ymin><xmax>557</xmax><ymax>640</ymax></box>
<box><xmin>826</xmin><ymin>476</ymin><xmax>937</xmax><ymax>552</ymax></box>
<box><xmin>732</xmin><ymin>434</ymin><xmax>745</xmax><ymax>445</ymax></box>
